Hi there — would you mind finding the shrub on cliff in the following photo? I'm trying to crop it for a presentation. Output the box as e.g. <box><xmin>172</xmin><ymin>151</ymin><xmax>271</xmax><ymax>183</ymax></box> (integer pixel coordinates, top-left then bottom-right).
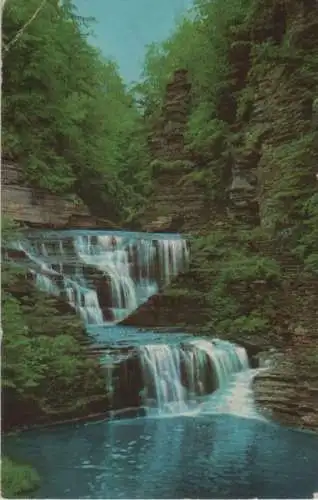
<box><xmin>1</xmin><ymin>286</ymin><xmax>109</xmax><ymax>428</ymax></box>
<box><xmin>2</xmin><ymin>218</ymin><xmax>109</xmax><ymax>429</ymax></box>
<box><xmin>187</xmin><ymin>229</ymin><xmax>281</xmax><ymax>336</ymax></box>
<box><xmin>295</xmin><ymin>192</ymin><xmax>318</xmax><ymax>274</ymax></box>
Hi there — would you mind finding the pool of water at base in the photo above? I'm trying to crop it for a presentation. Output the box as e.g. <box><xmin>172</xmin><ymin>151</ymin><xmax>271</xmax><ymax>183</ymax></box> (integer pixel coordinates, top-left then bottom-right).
<box><xmin>3</xmin><ymin>413</ymin><xmax>318</xmax><ymax>499</ymax></box>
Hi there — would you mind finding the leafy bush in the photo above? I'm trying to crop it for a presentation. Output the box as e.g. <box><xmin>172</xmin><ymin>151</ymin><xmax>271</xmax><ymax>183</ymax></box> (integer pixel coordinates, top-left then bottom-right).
<box><xmin>219</xmin><ymin>254</ymin><xmax>281</xmax><ymax>283</ymax></box>
<box><xmin>295</xmin><ymin>193</ymin><xmax>318</xmax><ymax>274</ymax></box>
<box><xmin>150</xmin><ymin>159</ymin><xmax>193</xmax><ymax>177</ymax></box>
<box><xmin>1</xmin><ymin>457</ymin><xmax>40</xmax><ymax>498</ymax></box>
<box><xmin>2</xmin><ymin>219</ymin><xmax>108</xmax><ymax>428</ymax></box>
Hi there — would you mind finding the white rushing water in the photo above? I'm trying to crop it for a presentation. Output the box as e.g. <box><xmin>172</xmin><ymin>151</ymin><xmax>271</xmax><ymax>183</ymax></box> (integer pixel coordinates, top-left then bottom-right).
<box><xmin>199</xmin><ymin>368</ymin><xmax>264</xmax><ymax>420</ymax></box>
<box><xmin>137</xmin><ymin>338</ymin><xmax>260</xmax><ymax>418</ymax></box>
<box><xmin>6</xmin><ymin>230</ymin><xmax>263</xmax><ymax>421</ymax></box>
<box><xmin>140</xmin><ymin>345</ymin><xmax>189</xmax><ymax>415</ymax></box>
<box><xmin>9</xmin><ymin>231</ymin><xmax>189</xmax><ymax>325</ymax></box>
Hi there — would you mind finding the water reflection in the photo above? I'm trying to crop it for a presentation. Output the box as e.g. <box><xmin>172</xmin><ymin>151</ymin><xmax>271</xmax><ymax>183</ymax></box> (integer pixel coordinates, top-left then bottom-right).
<box><xmin>3</xmin><ymin>414</ymin><xmax>318</xmax><ymax>499</ymax></box>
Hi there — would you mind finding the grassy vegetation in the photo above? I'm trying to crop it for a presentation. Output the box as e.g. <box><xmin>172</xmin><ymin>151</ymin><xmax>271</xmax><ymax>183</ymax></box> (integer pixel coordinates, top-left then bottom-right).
<box><xmin>1</xmin><ymin>457</ymin><xmax>40</xmax><ymax>498</ymax></box>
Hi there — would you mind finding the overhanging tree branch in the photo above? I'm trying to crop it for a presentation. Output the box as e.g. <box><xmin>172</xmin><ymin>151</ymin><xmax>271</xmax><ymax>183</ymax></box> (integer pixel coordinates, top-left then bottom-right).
<box><xmin>3</xmin><ymin>0</ymin><xmax>47</xmax><ymax>55</ymax></box>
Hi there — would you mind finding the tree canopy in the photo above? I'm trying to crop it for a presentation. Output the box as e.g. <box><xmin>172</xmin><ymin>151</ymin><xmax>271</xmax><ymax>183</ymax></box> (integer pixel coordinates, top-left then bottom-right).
<box><xmin>2</xmin><ymin>0</ymin><xmax>149</xmax><ymax>222</ymax></box>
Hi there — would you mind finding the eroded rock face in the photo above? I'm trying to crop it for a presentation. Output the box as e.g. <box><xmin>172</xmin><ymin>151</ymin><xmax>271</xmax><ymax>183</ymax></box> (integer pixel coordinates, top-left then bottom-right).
<box><xmin>2</xmin><ymin>162</ymin><xmax>100</xmax><ymax>228</ymax></box>
<box><xmin>229</xmin><ymin>159</ymin><xmax>259</xmax><ymax>223</ymax></box>
<box><xmin>145</xmin><ymin>216</ymin><xmax>174</xmax><ymax>232</ymax></box>
<box><xmin>250</xmin><ymin>275</ymin><xmax>318</xmax><ymax>433</ymax></box>
<box><xmin>141</xmin><ymin>71</ymin><xmax>210</xmax><ymax>233</ymax></box>
<box><xmin>252</xmin><ymin>321</ymin><xmax>318</xmax><ymax>433</ymax></box>
<box><xmin>253</xmin><ymin>354</ymin><xmax>318</xmax><ymax>433</ymax></box>
<box><xmin>225</xmin><ymin>1</ymin><xmax>318</xmax><ymax>230</ymax></box>
<box><xmin>112</xmin><ymin>352</ymin><xmax>144</xmax><ymax>409</ymax></box>
<box><xmin>229</xmin><ymin>148</ymin><xmax>258</xmax><ymax>225</ymax></box>
<box><xmin>1</xmin><ymin>277</ymin><xmax>111</xmax><ymax>431</ymax></box>
<box><xmin>148</xmin><ymin>69</ymin><xmax>191</xmax><ymax>161</ymax></box>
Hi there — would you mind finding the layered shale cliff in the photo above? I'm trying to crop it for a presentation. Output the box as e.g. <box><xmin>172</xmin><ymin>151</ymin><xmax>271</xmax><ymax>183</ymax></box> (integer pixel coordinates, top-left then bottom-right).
<box><xmin>139</xmin><ymin>70</ymin><xmax>210</xmax><ymax>233</ymax></box>
<box><xmin>2</xmin><ymin>162</ymin><xmax>115</xmax><ymax>229</ymax></box>
<box><xmin>128</xmin><ymin>0</ymin><xmax>318</xmax><ymax>432</ymax></box>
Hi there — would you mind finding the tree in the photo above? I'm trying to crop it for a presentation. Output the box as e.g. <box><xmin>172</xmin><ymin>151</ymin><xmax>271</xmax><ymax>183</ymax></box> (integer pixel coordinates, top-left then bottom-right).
<box><xmin>2</xmin><ymin>0</ymin><xmax>150</xmax><ymax>222</ymax></box>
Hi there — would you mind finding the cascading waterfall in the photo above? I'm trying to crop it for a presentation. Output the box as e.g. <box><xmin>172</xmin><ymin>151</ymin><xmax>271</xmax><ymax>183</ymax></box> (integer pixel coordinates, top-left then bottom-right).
<box><xmin>188</xmin><ymin>338</ymin><xmax>248</xmax><ymax>389</ymax></box>
<box><xmin>140</xmin><ymin>345</ymin><xmax>188</xmax><ymax>414</ymax></box>
<box><xmin>138</xmin><ymin>338</ymin><xmax>249</xmax><ymax>416</ymax></box>
<box><xmin>6</xmin><ymin>230</ymin><xmax>189</xmax><ymax>325</ymax></box>
<box><xmin>5</xmin><ymin>228</ymin><xmax>260</xmax><ymax>420</ymax></box>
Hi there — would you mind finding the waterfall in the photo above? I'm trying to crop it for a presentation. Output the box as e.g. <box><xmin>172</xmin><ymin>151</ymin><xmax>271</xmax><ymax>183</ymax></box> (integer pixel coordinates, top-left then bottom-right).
<box><xmin>6</xmin><ymin>230</ymin><xmax>189</xmax><ymax>326</ymax></box>
<box><xmin>138</xmin><ymin>338</ymin><xmax>249</xmax><ymax>416</ymax></box>
<box><xmin>140</xmin><ymin>345</ymin><xmax>188</xmax><ymax>414</ymax></box>
<box><xmin>5</xmin><ymin>228</ymin><xmax>259</xmax><ymax>420</ymax></box>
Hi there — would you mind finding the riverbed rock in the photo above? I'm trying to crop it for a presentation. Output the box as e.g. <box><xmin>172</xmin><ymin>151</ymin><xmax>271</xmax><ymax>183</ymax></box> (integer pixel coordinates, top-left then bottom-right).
<box><xmin>253</xmin><ymin>343</ymin><xmax>318</xmax><ymax>433</ymax></box>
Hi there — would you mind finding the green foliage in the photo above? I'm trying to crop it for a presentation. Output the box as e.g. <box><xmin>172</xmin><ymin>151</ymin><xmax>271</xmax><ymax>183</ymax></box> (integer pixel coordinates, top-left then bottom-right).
<box><xmin>150</xmin><ymin>159</ymin><xmax>193</xmax><ymax>177</ymax></box>
<box><xmin>135</xmin><ymin>0</ymin><xmax>318</xmax><ymax>344</ymax></box>
<box><xmin>134</xmin><ymin>14</ymin><xmax>202</xmax><ymax>117</ymax></box>
<box><xmin>164</xmin><ymin>287</ymin><xmax>193</xmax><ymax>298</ymax></box>
<box><xmin>2</xmin><ymin>0</ymin><xmax>150</xmax><ymax>222</ymax></box>
<box><xmin>3</xmin><ymin>0</ymin><xmax>318</xmax><ymax>380</ymax></box>
<box><xmin>1</xmin><ymin>457</ymin><xmax>40</xmax><ymax>498</ymax></box>
<box><xmin>236</xmin><ymin>86</ymin><xmax>255</xmax><ymax>122</ymax></box>
<box><xmin>2</xmin><ymin>217</ymin><xmax>26</xmax><ymax>289</ymax></box>
<box><xmin>2</xmin><ymin>219</ymin><xmax>108</xmax><ymax>428</ymax></box>
<box><xmin>2</xmin><ymin>216</ymin><xmax>20</xmax><ymax>243</ymax></box>
<box><xmin>304</xmin><ymin>346</ymin><xmax>318</xmax><ymax>366</ymax></box>
<box><xmin>136</xmin><ymin>0</ymin><xmax>318</xmax><ymax>348</ymax></box>
<box><xmin>186</xmin><ymin>111</ymin><xmax>227</xmax><ymax>151</ymax></box>
<box><xmin>295</xmin><ymin>193</ymin><xmax>318</xmax><ymax>274</ymax></box>
<box><xmin>207</xmin><ymin>309</ymin><xmax>269</xmax><ymax>336</ymax></box>
<box><xmin>260</xmin><ymin>134</ymin><xmax>317</xmax><ymax>231</ymax></box>
<box><xmin>219</xmin><ymin>254</ymin><xmax>281</xmax><ymax>283</ymax></box>
<box><xmin>2</xmin><ymin>292</ymin><xmax>44</xmax><ymax>393</ymax></box>
<box><xmin>138</xmin><ymin>0</ymin><xmax>251</xmax><ymax>116</ymax></box>
<box><xmin>177</xmin><ymin>170</ymin><xmax>207</xmax><ymax>188</ymax></box>
<box><xmin>136</xmin><ymin>0</ymin><xmax>254</xmax><ymax>211</ymax></box>
<box><xmin>2</xmin><ymin>286</ymin><xmax>107</xmax><ymax>409</ymax></box>
<box><xmin>181</xmin><ymin>226</ymin><xmax>282</xmax><ymax>335</ymax></box>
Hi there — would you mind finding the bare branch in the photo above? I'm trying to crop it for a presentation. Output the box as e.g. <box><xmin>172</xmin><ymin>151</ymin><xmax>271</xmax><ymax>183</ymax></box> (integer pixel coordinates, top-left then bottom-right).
<box><xmin>1</xmin><ymin>0</ymin><xmax>8</xmax><ymax>13</ymax></box>
<box><xmin>3</xmin><ymin>0</ymin><xmax>47</xmax><ymax>55</ymax></box>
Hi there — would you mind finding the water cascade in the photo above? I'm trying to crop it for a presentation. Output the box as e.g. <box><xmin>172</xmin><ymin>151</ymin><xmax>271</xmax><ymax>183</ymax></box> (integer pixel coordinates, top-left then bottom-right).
<box><xmin>4</xmin><ymin>228</ymin><xmax>318</xmax><ymax>500</ymax></box>
<box><xmin>5</xmin><ymin>229</ymin><xmax>257</xmax><ymax>419</ymax></box>
<box><xmin>6</xmin><ymin>230</ymin><xmax>189</xmax><ymax>325</ymax></box>
<box><xmin>105</xmin><ymin>336</ymin><xmax>250</xmax><ymax>416</ymax></box>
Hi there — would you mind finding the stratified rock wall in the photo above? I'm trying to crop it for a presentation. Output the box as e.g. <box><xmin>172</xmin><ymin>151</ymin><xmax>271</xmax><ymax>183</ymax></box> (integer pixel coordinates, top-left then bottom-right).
<box><xmin>128</xmin><ymin>1</ymin><xmax>318</xmax><ymax>432</ymax></box>
<box><xmin>2</xmin><ymin>161</ymin><xmax>102</xmax><ymax>228</ymax></box>
<box><xmin>229</xmin><ymin>0</ymin><xmax>318</xmax><ymax>229</ymax></box>
<box><xmin>142</xmin><ymin>70</ymin><xmax>209</xmax><ymax>233</ymax></box>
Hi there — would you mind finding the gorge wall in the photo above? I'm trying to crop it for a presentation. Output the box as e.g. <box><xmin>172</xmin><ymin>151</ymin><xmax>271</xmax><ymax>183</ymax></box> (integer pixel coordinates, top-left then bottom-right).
<box><xmin>2</xmin><ymin>162</ymin><xmax>115</xmax><ymax>229</ymax></box>
<box><xmin>127</xmin><ymin>0</ymin><xmax>318</xmax><ymax>432</ymax></box>
<box><xmin>139</xmin><ymin>69</ymin><xmax>210</xmax><ymax>233</ymax></box>
<box><xmin>2</xmin><ymin>0</ymin><xmax>317</xmax><ymax>433</ymax></box>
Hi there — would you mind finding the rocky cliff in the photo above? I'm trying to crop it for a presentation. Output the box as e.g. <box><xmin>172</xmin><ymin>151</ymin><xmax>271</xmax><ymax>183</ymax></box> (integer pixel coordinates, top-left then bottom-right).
<box><xmin>2</xmin><ymin>161</ymin><xmax>115</xmax><ymax>229</ymax></box>
<box><xmin>139</xmin><ymin>70</ymin><xmax>210</xmax><ymax>233</ymax></box>
<box><xmin>127</xmin><ymin>0</ymin><xmax>318</xmax><ymax>432</ymax></box>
